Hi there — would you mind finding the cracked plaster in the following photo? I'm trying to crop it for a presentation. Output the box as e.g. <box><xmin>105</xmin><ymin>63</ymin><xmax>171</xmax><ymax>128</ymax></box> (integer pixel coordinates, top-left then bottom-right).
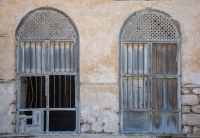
<box><xmin>0</xmin><ymin>0</ymin><xmax>200</xmax><ymax>135</ymax></box>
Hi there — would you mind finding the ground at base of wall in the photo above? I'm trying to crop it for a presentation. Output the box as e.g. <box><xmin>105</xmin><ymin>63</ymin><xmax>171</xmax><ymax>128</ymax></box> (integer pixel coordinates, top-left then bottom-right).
<box><xmin>0</xmin><ymin>134</ymin><xmax>200</xmax><ymax>138</ymax></box>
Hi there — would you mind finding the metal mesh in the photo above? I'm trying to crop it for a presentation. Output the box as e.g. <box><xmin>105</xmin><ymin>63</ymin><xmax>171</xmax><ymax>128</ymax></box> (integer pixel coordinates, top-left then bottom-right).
<box><xmin>123</xmin><ymin>12</ymin><xmax>178</xmax><ymax>41</ymax></box>
<box><xmin>19</xmin><ymin>10</ymin><xmax>75</xmax><ymax>39</ymax></box>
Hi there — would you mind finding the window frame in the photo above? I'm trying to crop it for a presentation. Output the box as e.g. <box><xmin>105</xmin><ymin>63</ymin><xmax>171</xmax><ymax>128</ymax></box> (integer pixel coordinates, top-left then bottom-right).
<box><xmin>15</xmin><ymin>7</ymin><xmax>80</xmax><ymax>134</ymax></box>
<box><xmin>119</xmin><ymin>8</ymin><xmax>182</xmax><ymax>134</ymax></box>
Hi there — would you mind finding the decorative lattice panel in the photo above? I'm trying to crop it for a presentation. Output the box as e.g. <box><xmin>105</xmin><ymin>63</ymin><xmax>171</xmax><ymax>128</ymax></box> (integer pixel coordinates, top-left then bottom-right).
<box><xmin>123</xmin><ymin>12</ymin><xmax>178</xmax><ymax>41</ymax></box>
<box><xmin>19</xmin><ymin>10</ymin><xmax>75</xmax><ymax>39</ymax></box>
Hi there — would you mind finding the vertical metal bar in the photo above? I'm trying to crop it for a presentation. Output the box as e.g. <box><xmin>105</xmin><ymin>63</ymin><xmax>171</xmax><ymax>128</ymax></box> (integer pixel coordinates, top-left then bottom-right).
<box><xmin>137</xmin><ymin>43</ymin><xmax>139</xmax><ymax>74</ymax></box>
<box><xmin>35</xmin><ymin>77</ymin><xmax>37</xmax><ymax>108</ymax></box>
<box><xmin>70</xmin><ymin>42</ymin><xmax>74</xmax><ymax>72</ymax></box>
<box><xmin>24</xmin><ymin>42</ymin><xmax>26</xmax><ymax>73</ymax></box>
<box><xmin>49</xmin><ymin>42</ymin><xmax>53</xmax><ymax>73</ymax></box>
<box><xmin>126</xmin><ymin>44</ymin><xmax>128</xmax><ymax>74</ymax></box>
<box><xmin>45</xmin><ymin>75</ymin><xmax>49</xmax><ymax>132</ymax></box>
<box><xmin>161</xmin><ymin>79</ymin><xmax>164</xmax><ymax>109</ymax></box>
<box><xmin>70</xmin><ymin>75</ymin><xmax>71</xmax><ymax>108</ymax></box>
<box><xmin>54</xmin><ymin>42</ymin><xmax>55</xmax><ymax>72</ymax></box>
<box><xmin>132</xmin><ymin>43</ymin><xmax>134</xmax><ymax>74</ymax></box>
<box><xmin>163</xmin><ymin>79</ymin><xmax>167</xmax><ymax>109</ymax></box>
<box><xmin>69</xmin><ymin>42</ymin><xmax>71</xmax><ymax>72</ymax></box>
<box><xmin>30</xmin><ymin>77</ymin><xmax>34</xmax><ymax>108</ymax></box>
<box><xmin>40</xmin><ymin>42</ymin><xmax>42</xmax><ymax>73</ymax></box>
<box><xmin>143</xmin><ymin>77</ymin><xmax>144</xmax><ymax>108</ymax></box>
<box><xmin>119</xmin><ymin>40</ymin><xmax>123</xmax><ymax>135</ymax></box>
<box><xmin>166</xmin><ymin>44</ymin><xmax>168</xmax><ymax>74</ymax></box>
<box><xmin>172</xmin><ymin>44</ymin><xmax>173</xmax><ymax>74</ymax></box>
<box><xmin>161</xmin><ymin>44</ymin><xmax>163</xmax><ymax>74</ymax></box>
<box><xmin>172</xmin><ymin>78</ymin><xmax>174</xmax><ymax>109</ymax></box>
<box><xmin>143</xmin><ymin>44</ymin><xmax>144</xmax><ymax>75</ymax></box>
<box><xmin>36</xmin><ymin>42</ymin><xmax>41</xmax><ymax>73</ymax></box>
<box><xmin>123</xmin><ymin>78</ymin><xmax>127</xmax><ymax>109</ymax></box>
<box><xmin>59</xmin><ymin>75</ymin><xmax>61</xmax><ymax>108</ymax></box>
<box><xmin>46</xmin><ymin>111</ymin><xmax>49</xmax><ymax>132</ymax></box>
<box><xmin>143</xmin><ymin>44</ymin><xmax>145</xmax><ymax>108</ymax></box>
<box><xmin>54</xmin><ymin>75</ymin><xmax>55</xmax><ymax>108</ymax></box>
<box><xmin>133</xmin><ymin>77</ymin><xmax>137</xmax><ymax>108</ymax></box>
<box><xmin>137</xmin><ymin>77</ymin><xmax>139</xmax><ymax>108</ymax></box>
<box><xmin>64</xmin><ymin>42</ymin><xmax>66</xmax><ymax>72</ymax></box>
<box><xmin>42</xmin><ymin>42</ymin><xmax>46</xmax><ymax>73</ymax></box>
<box><xmin>123</xmin><ymin>44</ymin><xmax>127</xmax><ymax>74</ymax></box>
<box><xmin>166</xmin><ymin>79</ymin><xmax>168</xmax><ymax>109</ymax></box>
<box><xmin>149</xmin><ymin>42</ymin><xmax>153</xmax><ymax>132</ymax></box>
<box><xmin>164</xmin><ymin>44</ymin><xmax>166</xmax><ymax>75</ymax></box>
<box><xmin>30</xmin><ymin>42</ymin><xmax>31</xmax><ymax>73</ymax></box>
<box><xmin>156</xmin><ymin>44</ymin><xmax>157</xmax><ymax>74</ymax></box>
<box><xmin>126</xmin><ymin>77</ymin><xmax>128</xmax><ymax>109</ymax></box>
<box><xmin>20</xmin><ymin>42</ymin><xmax>24</xmax><ymax>73</ymax></box>
<box><xmin>25</xmin><ymin>77</ymin><xmax>27</xmax><ymax>108</ymax></box>
<box><xmin>65</xmin><ymin>76</ymin><xmax>66</xmax><ymax>95</ymax></box>
<box><xmin>59</xmin><ymin>42</ymin><xmax>61</xmax><ymax>72</ymax></box>
<box><xmin>177</xmin><ymin>40</ymin><xmax>181</xmax><ymax>133</ymax></box>
<box><xmin>132</xmin><ymin>76</ymin><xmax>134</xmax><ymax>108</ymax></box>
<box><xmin>46</xmin><ymin>40</ymin><xmax>49</xmax><ymax>73</ymax></box>
<box><xmin>41</xmin><ymin>77</ymin><xmax>42</xmax><ymax>108</ymax></box>
<box><xmin>31</xmin><ymin>42</ymin><xmax>36</xmax><ymax>73</ymax></box>
<box><xmin>127</xmin><ymin>77</ymin><xmax>133</xmax><ymax>109</ymax></box>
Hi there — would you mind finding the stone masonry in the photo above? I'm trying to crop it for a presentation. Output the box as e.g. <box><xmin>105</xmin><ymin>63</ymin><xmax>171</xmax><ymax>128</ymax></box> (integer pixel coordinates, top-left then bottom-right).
<box><xmin>182</xmin><ymin>88</ymin><xmax>200</xmax><ymax>135</ymax></box>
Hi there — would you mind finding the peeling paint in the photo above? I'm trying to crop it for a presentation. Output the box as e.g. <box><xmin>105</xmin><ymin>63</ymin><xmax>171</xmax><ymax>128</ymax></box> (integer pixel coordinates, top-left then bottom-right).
<box><xmin>0</xmin><ymin>0</ymin><xmax>200</xmax><ymax>136</ymax></box>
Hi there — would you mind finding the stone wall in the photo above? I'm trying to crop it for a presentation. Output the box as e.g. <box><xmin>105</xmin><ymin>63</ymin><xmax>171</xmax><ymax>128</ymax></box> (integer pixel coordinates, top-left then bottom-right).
<box><xmin>0</xmin><ymin>0</ymin><xmax>200</xmax><ymax>137</ymax></box>
<box><xmin>182</xmin><ymin>87</ymin><xmax>200</xmax><ymax>135</ymax></box>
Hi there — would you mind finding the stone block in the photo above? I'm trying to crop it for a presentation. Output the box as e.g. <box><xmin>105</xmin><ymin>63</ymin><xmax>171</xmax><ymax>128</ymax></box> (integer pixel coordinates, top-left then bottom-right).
<box><xmin>182</xmin><ymin>106</ymin><xmax>190</xmax><ymax>113</ymax></box>
<box><xmin>80</xmin><ymin>84</ymin><xmax>119</xmax><ymax>133</ymax></box>
<box><xmin>193</xmin><ymin>88</ymin><xmax>200</xmax><ymax>94</ymax></box>
<box><xmin>182</xmin><ymin>88</ymin><xmax>190</xmax><ymax>94</ymax></box>
<box><xmin>182</xmin><ymin>114</ymin><xmax>200</xmax><ymax>125</ymax></box>
<box><xmin>191</xmin><ymin>105</ymin><xmax>200</xmax><ymax>113</ymax></box>
<box><xmin>81</xmin><ymin>124</ymin><xmax>92</xmax><ymax>133</ymax></box>
<box><xmin>91</xmin><ymin>122</ymin><xmax>102</xmax><ymax>132</ymax></box>
<box><xmin>181</xmin><ymin>95</ymin><xmax>199</xmax><ymax>105</ymax></box>
<box><xmin>193</xmin><ymin>126</ymin><xmax>200</xmax><ymax>134</ymax></box>
<box><xmin>199</xmin><ymin>96</ymin><xmax>200</xmax><ymax>103</ymax></box>
<box><xmin>182</xmin><ymin>126</ymin><xmax>192</xmax><ymax>134</ymax></box>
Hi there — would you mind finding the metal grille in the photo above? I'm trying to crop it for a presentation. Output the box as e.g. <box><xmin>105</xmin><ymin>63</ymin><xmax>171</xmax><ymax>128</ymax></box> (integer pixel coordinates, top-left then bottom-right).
<box><xmin>20</xmin><ymin>76</ymin><xmax>45</xmax><ymax>108</ymax></box>
<box><xmin>19</xmin><ymin>42</ymin><xmax>46</xmax><ymax>73</ymax></box>
<box><xmin>123</xmin><ymin>12</ymin><xmax>178</xmax><ymax>41</ymax></box>
<box><xmin>19</xmin><ymin>41</ymin><xmax>74</xmax><ymax>73</ymax></box>
<box><xmin>50</xmin><ymin>42</ymin><xmax>74</xmax><ymax>72</ymax></box>
<box><xmin>123</xmin><ymin>77</ymin><xmax>148</xmax><ymax>109</ymax></box>
<box><xmin>49</xmin><ymin>75</ymin><xmax>75</xmax><ymax>108</ymax></box>
<box><xmin>123</xmin><ymin>43</ymin><xmax>148</xmax><ymax>74</ymax></box>
<box><xmin>18</xmin><ymin>10</ymin><xmax>75</xmax><ymax>39</ymax></box>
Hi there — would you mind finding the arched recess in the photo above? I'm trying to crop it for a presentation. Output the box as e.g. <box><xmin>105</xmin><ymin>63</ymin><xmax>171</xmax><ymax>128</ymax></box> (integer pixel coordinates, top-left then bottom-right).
<box><xmin>16</xmin><ymin>7</ymin><xmax>80</xmax><ymax>134</ymax></box>
<box><xmin>119</xmin><ymin>8</ymin><xmax>181</xmax><ymax>134</ymax></box>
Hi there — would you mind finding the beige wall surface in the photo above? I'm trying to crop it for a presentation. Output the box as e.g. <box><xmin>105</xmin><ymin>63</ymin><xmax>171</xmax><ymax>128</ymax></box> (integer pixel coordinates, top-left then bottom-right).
<box><xmin>0</xmin><ymin>0</ymin><xmax>200</xmax><ymax>135</ymax></box>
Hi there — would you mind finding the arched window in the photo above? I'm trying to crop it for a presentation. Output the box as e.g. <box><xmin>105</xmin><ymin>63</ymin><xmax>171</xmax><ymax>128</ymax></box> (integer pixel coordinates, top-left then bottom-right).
<box><xmin>119</xmin><ymin>8</ymin><xmax>181</xmax><ymax>134</ymax></box>
<box><xmin>16</xmin><ymin>7</ymin><xmax>79</xmax><ymax>133</ymax></box>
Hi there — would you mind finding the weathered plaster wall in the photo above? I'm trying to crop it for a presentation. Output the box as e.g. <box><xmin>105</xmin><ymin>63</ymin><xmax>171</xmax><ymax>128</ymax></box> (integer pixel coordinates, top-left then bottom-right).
<box><xmin>0</xmin><ymin>0</ymin><xmax>200</xmax><ymax>136</ymax></box>
<box><xmin>0</xmin><ymin>83</ymin><xmax>16</xmax><ymax>133</ymax></box>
